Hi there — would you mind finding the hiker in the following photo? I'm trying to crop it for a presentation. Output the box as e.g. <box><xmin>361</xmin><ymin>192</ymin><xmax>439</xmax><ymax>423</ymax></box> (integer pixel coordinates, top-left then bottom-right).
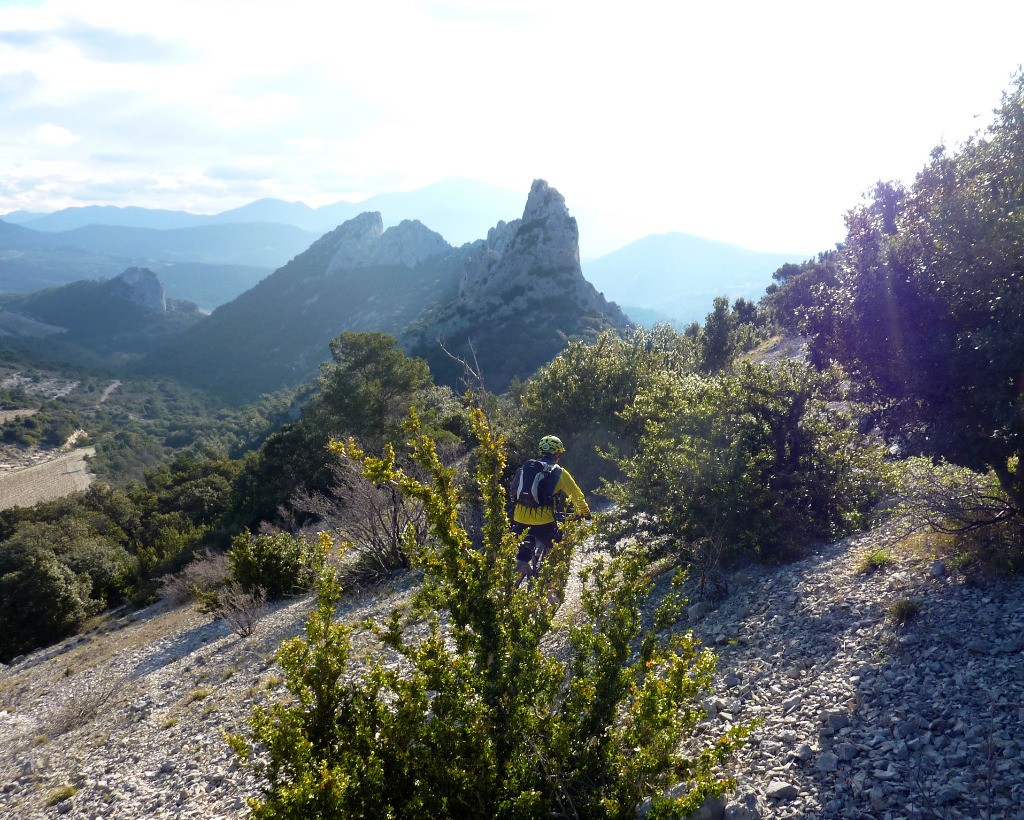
<box><xmin>509</xmin><ymin>435</ymin><xmax>591</xmax><ymax>585</ymax></box>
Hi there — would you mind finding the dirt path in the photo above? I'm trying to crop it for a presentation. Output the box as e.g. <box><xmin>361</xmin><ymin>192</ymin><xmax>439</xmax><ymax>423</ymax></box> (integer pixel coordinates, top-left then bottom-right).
<box><xmin>98</xmin><ymin>380</ymin><xmax>122</xmax><ymax>404</ymax></box>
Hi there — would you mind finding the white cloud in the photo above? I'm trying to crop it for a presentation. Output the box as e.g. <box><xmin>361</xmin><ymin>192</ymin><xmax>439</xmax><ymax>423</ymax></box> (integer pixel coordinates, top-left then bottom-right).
<box><xmin>34</xmin><ymin>122</ymin><xmax>78</xmax><ymax>145</ymax></box>
<box><xmin>1</xmin><ymin>0</ymin><xmax>1022</xmax><ymax>252</ymax></box>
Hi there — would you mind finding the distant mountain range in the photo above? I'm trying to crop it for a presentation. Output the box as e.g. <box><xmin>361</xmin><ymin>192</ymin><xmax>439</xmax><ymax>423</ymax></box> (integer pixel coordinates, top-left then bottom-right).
<box><xmin>582</xmin><ymin>234</ymin><xmax>801</xmax><ymax>326</ymax></box>
<box><xmin>1</xmin><ymin>178</ymin><xmax>662</xmax><ymax>260</ymax></box>
<box><xmin>2</xmin><ymin>177</ymin><xmax>807</xmax><ymax>335</ymax></box>
<box><xmin>2</xmin><ymin>177</ymin><xmax>527</xmax><ymax>248</ymax></box>
<box><xmin>0</xmin><ymin>179</ymin><xmax>532</xmax><ymax>310</ymax></box>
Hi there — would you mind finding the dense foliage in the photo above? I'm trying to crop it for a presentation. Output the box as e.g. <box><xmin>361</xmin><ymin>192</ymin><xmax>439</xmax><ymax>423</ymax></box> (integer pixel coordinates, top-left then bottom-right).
<box><xmin>608</xmin><ymin>360</ymin><xmax>885</xmax><ymax>561</ymax></box>
<box><xmin>509</xmin><ymin>300</ymin><xmax>765</xmax><ymax>494</ymax></box>
<box><xmin>0</xmin><ymin>402</ymin><xmax>79</xmax><ymax>447</ymax></box>
<box><xmin>0</xmin><ymin>456</ymin><xmax>240</xmax><ymax>660</ymax></box>
<box><xmin>772</xmin><ymin>73</ymin><xmax>1024</xmax><ymax>520</ymax></box>
<box><xmin>0</xmin><ymin>357</ymin><xmax>291</xmax><ymax>484</ymax></box>
<box><xmin>510</xmin><ymin>326</ymin><xmax>699</xmax><ymax>490</ymax></box>
<box><xmin>227</xmin><ymin>531</ymin><xmax>324</xmax><ymax>599</ymax></box>
<box><xmin>229</xmin><ymin>411</ymin><xmax>748</xmax><ymax>819</ymax></box>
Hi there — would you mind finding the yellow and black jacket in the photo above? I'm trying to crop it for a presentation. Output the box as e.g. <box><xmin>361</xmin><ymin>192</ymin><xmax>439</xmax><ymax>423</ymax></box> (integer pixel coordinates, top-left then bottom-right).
<box><xmin>511</xmin><ymin>457</ymin><xmax>591</xmax><ymax>526</ymax></box>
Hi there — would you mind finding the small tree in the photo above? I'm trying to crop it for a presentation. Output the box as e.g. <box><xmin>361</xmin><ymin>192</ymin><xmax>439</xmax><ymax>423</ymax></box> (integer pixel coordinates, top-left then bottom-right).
<box><xmin>0</xmin><ymin>545</ymin><xmax>91</xmax><ymax>661</ymax></box>
<box><xmin>228</xmin><ymin>409</ymin><xmax>748</xmax><ymax>819</ymax></box>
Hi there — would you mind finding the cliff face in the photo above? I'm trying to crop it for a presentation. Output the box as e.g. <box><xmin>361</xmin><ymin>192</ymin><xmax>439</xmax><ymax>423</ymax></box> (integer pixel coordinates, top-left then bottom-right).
<box><xmin>108</xmin><ymin>267</ymin><xmax>167</xmax><ymax>313</ymax></box>
<box><xmin>404</xmin><ymin>180</ymin><xmax>631</xmax><ymax>390</ymax></box>
<box><xmin>325</xmin><ymin>214</ymin><xmax>450</xmax><ymax>273</ymax></box>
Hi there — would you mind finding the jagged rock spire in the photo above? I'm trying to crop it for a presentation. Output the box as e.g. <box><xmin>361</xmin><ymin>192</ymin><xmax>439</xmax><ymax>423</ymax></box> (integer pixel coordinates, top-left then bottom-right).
<box><xmin>404</xmin><ymin>179</ymin><xmax>630</xmax><ymax>390</ymax></box>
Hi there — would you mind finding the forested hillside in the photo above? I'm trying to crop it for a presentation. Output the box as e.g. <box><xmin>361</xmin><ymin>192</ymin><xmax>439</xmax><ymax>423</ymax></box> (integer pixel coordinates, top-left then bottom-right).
<box><xmin>0</xmin><ymin>268</ymin><xmax>203</xmax><ymax>361</ymax></box>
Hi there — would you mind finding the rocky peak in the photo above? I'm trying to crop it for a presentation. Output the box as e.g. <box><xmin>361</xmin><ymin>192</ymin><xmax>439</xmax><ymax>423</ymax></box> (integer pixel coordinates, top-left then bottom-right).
<box><xmin>498</xmin><ymin>179</ymin><xmax>580</xmax><ymax>278</ymax></box>
<box><xmin>373</xmin><ymin>220</ymin><xmax>451</xmax><ymax>268</ymax></box>
<box><xmin>521</xmin><ymin>178</ymin><xmax>578</xmax><ymax>236</ymax></box>
<box><xmin>458</xmin><ymin>179</ymin><xmax>593</xmax><ymax>308</ymax></box>
<box><xmin>110</xmin><ymin>267</ymin><xmax>166</xmax><ymax>312</ymax></box>
<box><xmin>326</xmin><ymin>213</ymin><xmax>451</xmax><ymax>274</ymax></box>
<box><xmin>324</xmin><ymin>212</ymin><xmax>385</xmax><ymax>273</ymax></box>
<box><xmin>405</xmin><ymin>180</ymin><xmax>630</xmax><ymax>391</ymax></box>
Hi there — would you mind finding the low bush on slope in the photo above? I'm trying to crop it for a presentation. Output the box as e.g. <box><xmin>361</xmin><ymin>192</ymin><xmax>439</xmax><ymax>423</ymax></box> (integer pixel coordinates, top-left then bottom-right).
<box><xmin>228</xmin><ymin>409</ymin><xmax>750</xmax><ymax>819</ymax></box>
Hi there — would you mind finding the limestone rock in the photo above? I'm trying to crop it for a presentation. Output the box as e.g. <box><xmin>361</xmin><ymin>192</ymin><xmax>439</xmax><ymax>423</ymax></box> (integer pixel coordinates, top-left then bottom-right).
<box><xmin>724</xmin><ymin>789</ymin><xmax>765</xmax><ymax>820</ymax></box>
<box><xmin>325</xmin><ymin>213</ymin><xmax>450</xmax><ymax>273</ymax></box>
<box><xmin>765</xmin><ymin>780</ymin><xmax>798</xmax><ymax>800</ymax></box>
<box><xmin>323</xmin><ymin>212</ymin><xmax>385</xmax><ymax>272</ymax></box>
<box><xmin>404</xmin><ymin>179</ymin><xmax>631</xmax><ymax>390</ymax></box>
<box><xmin>110</xmin><ymin>267</ymin><xmax>166</xmax><ymax>312</ymax></box>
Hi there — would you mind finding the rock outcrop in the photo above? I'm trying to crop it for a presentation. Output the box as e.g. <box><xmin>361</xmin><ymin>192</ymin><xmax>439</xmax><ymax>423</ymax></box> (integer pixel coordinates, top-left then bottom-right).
<box><xmin>140</xmin><ymin>213</ymin><xmax>464</xmax><ymax>403</ymax></box>
<box><xmin>456</xmin><ymin>180</ymin><xmax>601</xmax><ymax>310</ymax></box>
<box><xmin>109</xmin><ymin>267</ymin><xmax>167</xmax><ymax>313</ymax></box>
<box><xmin>405</xmin><ymin>179</ymin><xmax>630</xmax><ymax>389</ymax></box>
<box><xmin>141</xmin><ymin>182</ymin><xmax>629</xmax><ymax>401</ymax></box>
<box><xmin>325</xmin><ymin>214</ymin><xmax>451</xmax><ymax>273</ymax></box>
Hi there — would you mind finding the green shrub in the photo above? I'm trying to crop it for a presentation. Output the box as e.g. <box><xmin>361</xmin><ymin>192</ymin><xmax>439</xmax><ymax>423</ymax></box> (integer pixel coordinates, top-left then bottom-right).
<box><xmin>228</xmin><ymin>531</ymin><xmax>323</xmax><ymax>599</ymax></box>
<box><xmin>888</xmin><ymin>597</ymin><xmax>922</xmax><ymax>625</ymax></box>
<box><xmin>608</xmin><ymin>360</ymin><xmax>887</xmax><ymax>562</ymax></box>
<box><xmin>45</xmin><ymin>785</ymin><xmax>76</xmax><ymax>806</ymax></box>
<box><xmin>228</xmin><ymin>409</ymin><xmax>749</xmax><ymax>818</ymax></box>
<box><xmin>0</xmin><ymin>545</ymin><xmax>91</xmax><ymax>661</ymax></box>
<box><xmin>513</xmin><ymin>326</ymin><xmax>699</xmax><ymax>492</ymax></box>
<box><xmin>857</xmin><ymin>549</ymin><xmax>894</xmax><ymax>573</ymax></box>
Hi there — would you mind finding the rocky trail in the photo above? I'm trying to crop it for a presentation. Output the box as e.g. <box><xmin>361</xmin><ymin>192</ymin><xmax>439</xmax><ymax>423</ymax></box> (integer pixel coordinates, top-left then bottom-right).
<box><xmin>1</xmin><ymin>521</ymin><xmax>1022</xmax><ymax>819</ymax></box>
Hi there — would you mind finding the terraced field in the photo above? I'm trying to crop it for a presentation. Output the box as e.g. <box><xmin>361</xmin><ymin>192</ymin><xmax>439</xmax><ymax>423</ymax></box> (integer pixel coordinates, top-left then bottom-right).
<box><xmin>0</xmin><ymin>409</ymin><xmax>36</xmax><ymax>424</ymax></box>
<box><xmin>0</xmin><ymin>447</ymin><xmax>96</xmax><ymax>510</ymax></box>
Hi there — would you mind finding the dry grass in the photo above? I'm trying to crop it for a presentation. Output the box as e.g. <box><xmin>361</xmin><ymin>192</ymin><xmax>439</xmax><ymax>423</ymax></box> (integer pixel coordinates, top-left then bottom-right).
<box><xmin>887</xmin><ymin>597</ymin><xmax>923</xmax><ymax>626</ymax></box>
<box><xmin>47</xmin><ymin>672</ymin><xmax>127</xmax><ymax>737</ymax></box>
<box><xmin>0</xmin><ymin>408</ymin><xmax>36</xmax><ymax>424</ymax></box>
<box><xmin>0</xmin><ymin>675</ymin><xmax>29</xmax><ymax>714</ymax></box>
<box><xmin>44</xmin><ymin>785</ymin><xmax>76</xmax><ymax>806</ymax></box>
<box><xmin>897</xmin><ymin>523</ymin><xmax>1023</xmax><ymax>580</ymax></box>
<box><xmin>45</xmin><ymin>601</ymin><xmax>205</xmax><ymax>676</ymax></box>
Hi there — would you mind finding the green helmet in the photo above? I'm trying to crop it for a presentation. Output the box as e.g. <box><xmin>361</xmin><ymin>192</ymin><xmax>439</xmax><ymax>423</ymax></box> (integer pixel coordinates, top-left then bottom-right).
<box><xmin>538</xmin><ymin>435</ymin><xmax>565</xmax><ymax>455</ymax></box>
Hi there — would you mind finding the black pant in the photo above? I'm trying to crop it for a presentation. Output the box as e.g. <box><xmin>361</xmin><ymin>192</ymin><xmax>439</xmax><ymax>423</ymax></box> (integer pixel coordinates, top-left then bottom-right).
<box><xmin>511</xmin><ymin>520</ymin><xmax>561</xmax><ymax>548</ymax></box>
<box><xmin>512</xmin><ymin>521</ymin><xmax>561</xmax><ymax>573</ymax></box>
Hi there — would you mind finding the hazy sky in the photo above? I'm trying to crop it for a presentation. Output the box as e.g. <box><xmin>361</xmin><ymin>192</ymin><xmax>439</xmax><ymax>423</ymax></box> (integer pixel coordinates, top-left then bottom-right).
<box><xmin>1</xmin><ymin>0</ymin><xmax>1022</xmax><ymax>255</ymax></box>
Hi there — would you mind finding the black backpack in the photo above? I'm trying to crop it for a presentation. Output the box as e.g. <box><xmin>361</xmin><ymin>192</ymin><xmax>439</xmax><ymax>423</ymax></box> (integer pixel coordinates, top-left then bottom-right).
<box><xmin>511</xmin><ymin>459</ymin><xmax>562</xmax><ymax>508</ymax></box>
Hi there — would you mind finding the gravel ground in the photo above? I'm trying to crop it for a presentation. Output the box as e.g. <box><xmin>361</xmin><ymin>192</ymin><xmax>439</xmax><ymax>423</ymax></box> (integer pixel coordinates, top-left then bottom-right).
<box><xmin>1</xmin><ymin>522</ymin><xmax>1022</xmax><ymax>819</ymax></box>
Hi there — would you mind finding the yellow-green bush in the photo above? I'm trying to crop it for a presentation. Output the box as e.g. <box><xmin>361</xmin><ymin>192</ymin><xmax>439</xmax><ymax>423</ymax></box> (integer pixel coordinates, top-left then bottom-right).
<box><xmin>228</xmin><ymin>409</ymin><xmax>749</xmax><ymax>819</ymax></box>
